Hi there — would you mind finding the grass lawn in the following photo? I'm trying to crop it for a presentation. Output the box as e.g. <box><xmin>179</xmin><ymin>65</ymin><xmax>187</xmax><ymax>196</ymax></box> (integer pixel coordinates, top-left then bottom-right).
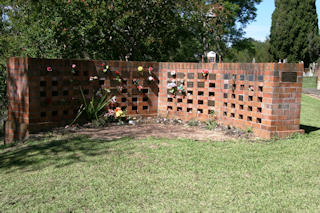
<box><xmin>1</xmin><ymin>95</ymin><xmax>320</xmax><ymax>212</ymax></box>
<box><xmin>302</xmin><ymin>77</ymin><xmax>318</xmax><ymax>88</ymax></box>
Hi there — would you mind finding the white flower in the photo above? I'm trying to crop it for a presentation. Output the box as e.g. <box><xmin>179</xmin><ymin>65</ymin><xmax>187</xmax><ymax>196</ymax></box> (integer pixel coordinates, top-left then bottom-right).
<box><xmin>171</xmin><ymin>70</ymin><xmax>176</xmax><ymax>76</ymax></box>
<box><xmin>167</xmin><ymin>82</ymin><xmax>177</xmax><ymax>89</ymax></box>
<box><xmin>111</xmin><ymin>96</ymin><xmax>117</xmax><ymax>103</ymax></box>
<box><xmin>148</xmin><ymin>76</ymin><xmax>154</xmax><ymax>81</ymax></box>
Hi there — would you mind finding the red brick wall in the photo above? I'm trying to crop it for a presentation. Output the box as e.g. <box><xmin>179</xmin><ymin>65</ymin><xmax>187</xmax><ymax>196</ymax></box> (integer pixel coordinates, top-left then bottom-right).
<box><xmin>5</xmin><ymin>58</ymin><xmax>304</xmax><ymax>143</ymax></box>
<box><xmin>5</xmin><ymin>58</ymin><xmax>159</xmax><ymax>143</ymax></box>
<box><xmin>158</xmin><ymin>62</ymin><xmax>304</xmax><ymax>139</ymax></box>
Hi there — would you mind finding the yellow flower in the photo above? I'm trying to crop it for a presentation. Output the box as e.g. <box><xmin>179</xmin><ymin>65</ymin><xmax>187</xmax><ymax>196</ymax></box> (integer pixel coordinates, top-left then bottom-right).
<box><xmin>138</xmin><ymin>66</ymin><xmax>143</xmax><ymax>72</ymax></box>
<box><xmin>115</xmin><ymin>107</ymin><xmax>124</xmax><ymax>117</ymax></box>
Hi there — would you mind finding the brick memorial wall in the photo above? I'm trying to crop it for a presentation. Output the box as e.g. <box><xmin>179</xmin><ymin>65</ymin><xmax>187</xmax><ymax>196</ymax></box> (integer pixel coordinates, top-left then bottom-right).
<box><xmin>5</xmin><ymin>57</ymin><xmax>304</xmax><ymax>143</ymax></box>
<box><xmin>158</xmin><ymin>63</ymin><xmax>304</xmax><ymax>139</ymax></box>
<box><xmin>5</xmin><ymin>57</ymin><xmax>159</xmax><ymax>143</ymax></box>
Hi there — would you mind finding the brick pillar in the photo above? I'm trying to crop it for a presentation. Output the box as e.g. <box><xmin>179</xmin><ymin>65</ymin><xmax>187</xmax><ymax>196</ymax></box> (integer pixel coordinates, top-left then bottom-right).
<box><xmin>5</xmin><ymin>57</ymin><xmax>30</xmax><ymax>144</ymax></box>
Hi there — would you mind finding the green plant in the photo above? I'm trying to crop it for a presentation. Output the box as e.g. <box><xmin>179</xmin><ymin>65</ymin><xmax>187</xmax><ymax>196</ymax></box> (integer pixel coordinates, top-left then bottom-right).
<box><xmin>71</xmin><ymin>87</ymin><xmax>111</xmax><ymax>125</ymax></box>
<box><xmin>206</xmin><ymin>119</ymin><xmax>217</xmax><ymax>130</ymax></box>
<box><xmin>247</xmin><ymin>127</ymin><xmax>253</xmax><ymax>133</ymax></box>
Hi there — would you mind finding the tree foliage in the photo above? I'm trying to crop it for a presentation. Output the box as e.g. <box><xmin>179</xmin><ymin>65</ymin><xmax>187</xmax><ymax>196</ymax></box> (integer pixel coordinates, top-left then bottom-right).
<box><xmin>269</xmin><ymin>0</ymin><xmax>320</xmax><ymax>66</ymax></box>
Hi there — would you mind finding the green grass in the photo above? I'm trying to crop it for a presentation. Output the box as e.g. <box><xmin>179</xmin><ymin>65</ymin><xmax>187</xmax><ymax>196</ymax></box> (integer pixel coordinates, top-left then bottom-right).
<box><xmin>302</xmin><ymin>77</ymin><xmax>318</xmax><ymax>88</ymax></box>
<box><xmin>1</xmin><ymin>95</ymin><xmax>320</xmax><ymax>212</ymax></box>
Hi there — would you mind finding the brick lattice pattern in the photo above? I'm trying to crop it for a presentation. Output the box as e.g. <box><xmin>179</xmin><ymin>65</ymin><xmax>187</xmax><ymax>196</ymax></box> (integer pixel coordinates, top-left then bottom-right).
<box><xmin>5</xmin><ymin>57</ymin><xmax>304</xmax><ymax>143</ymax></box>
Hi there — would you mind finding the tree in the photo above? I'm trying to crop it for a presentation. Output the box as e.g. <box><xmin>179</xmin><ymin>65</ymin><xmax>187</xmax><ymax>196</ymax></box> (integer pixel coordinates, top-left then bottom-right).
<box><xmin>269</xmin><ymin>0</ymin><xmax>320</xmax><ymax>66</ymax></box>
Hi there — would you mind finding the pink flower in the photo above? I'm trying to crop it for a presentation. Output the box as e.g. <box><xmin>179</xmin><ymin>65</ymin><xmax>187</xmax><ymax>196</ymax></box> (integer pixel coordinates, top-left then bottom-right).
<box><xmin>137</xmin><ymin>85</ymin><xmax>143</xmax><ymax>91</ymax></box>
<box><xmin>47</xmin><ymin>66</ymin><xmax>52</xmax><ymax>72</ymax></box>
<box><xmin>72</xmin><ymin>64</ymin><xmax>76</xmax><ymax>68</ymax></box>
<box><xmin>202</xmin><ymin>69</ymin><xmax>208</xmax><ymax>74</ymax></box>
<box><xmin>21</xmin><ymin>48</ymin><xmax>25</xmax><ymax>51</ymax></box>
<box><xmin>115</xmin><ymin>70</ymin><xmax>120</xmax><ymax>75</ymax></box>
<box><xmin>102</xmin><ymin>63</ymin><xmax>105</xmax><ymax>67</ymax></box>
<box><xmin>148</xmin><ymin>66</ymin><xmax>153</xmax><ymax>72</ymax></box>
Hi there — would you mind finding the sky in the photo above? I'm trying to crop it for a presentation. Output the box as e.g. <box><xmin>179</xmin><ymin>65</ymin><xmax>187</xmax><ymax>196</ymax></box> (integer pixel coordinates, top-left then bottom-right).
<box><xmin>244</xmin><ymin>0</ymin><xmax>320</xmax><ymax>41</ymax></box>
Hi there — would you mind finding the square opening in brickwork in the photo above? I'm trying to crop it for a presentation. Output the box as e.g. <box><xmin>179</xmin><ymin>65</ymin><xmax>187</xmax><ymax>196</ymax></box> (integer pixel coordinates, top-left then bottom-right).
<box><xmin>167</xmin><ymin>106</ymin><xmax>173</xmax><ymax>111</ymax></box>
<box><xmin>142</xmin><ymin>89</ymin><xmax>149</xmax><ymax>93</ymax></box>
<box><xmin>240</xmin><ymin>105</ymin><xmax>244</xmax><ymax>110</ymax></box>
<box><xmin>258</xmin><ymin>97</ymin><xmax>263</xmax><ymax>102</ymax></box>
<box><xmin>224</xmin><ymin>74</ymin><xmax>230</xmax><ymax>80</ymax></box>
<box><xmin>257</xmin><ymin>107</ymin><xmax>262</xmax><ymax>113</ymax></box>
<box><xmin>52</xmin><ymin>111</ymin><xmax>58</xmax><ymax>116</ymax></box>
<box><xmin>198</xmin><ymin>73</ymin><xmax>205</xmax><ymax>79</ymax></box>
<box><xmin>258</xmin><ymin>86</ymin><xmax>263</xmax><ymax>92</ymax></box>
<box><xmin>41</xmin><ymin>112</ymin><xmax>46</xmax><ymax>118</ymax></box>
<box><xmin>122</xmin><ymin>98</ymin><xmax>127</xmax><ymax>103</ymax></box>
<box><xmin>198</xmin><ymin>100</ymin><xmax>204</xmax><ymax>105</ymax></box>
<box><xmin>187</xmin><ymin>82</ymin><xmax>194</xmax><ymax>88</ymax></box>
<box><xmin>197</xmin><ymin>109</ymin><xmax>203</xmax><ymax>114</ymax></box>
<box><xmin>209</xmin><ymin>74</ymin><xmax>216</xmax><ymax>80</ymax></box>
<box><xmin>258</xmin><ymin>75</ymin><xmax>264</xmax><ymax>82</ymax></box>
<box><xmin>248</xmin><ymin>106</ymin><xmax>253</xmax><ymax>111</ymax></box>
<box><xmin>63</xmin><ymin>90</ymin><xmax>68</xmax><ymax>96</ymax></box>
<box><xmin>132</xmin><ymin>106</ymin><xmax>138</xmax><ymax>110</ymax></box>
<box><xmin>52</xmin><ymin>81</ymin><xmax>58</xmax><ymax>86</ymax></box>
<box><xmin>239</xmin><ymin>114</ymin><xmax>243</xmax><ymax>120</ymax></box>
<box><xmin>198</xmin><ymin>82</ymin><xmax>205</xmax><ymax>88</ymax></box>
<box><xmin>99</xmin><ymin>80</ymin><xmax>105</xmax><ymax>85</ymax></box>
<box><xmin>187</xmin><ymin>91</ymin><xmax>193</xmax><ymax>96</ymax></box>
<box><xmin>143</xmin><ymin>106</ymin><xmax>148</xmax><ymax>110</ymax></box>
<box><xmin>231</xmin><ymin>103</ymin><xmax>236</xmax><ymax>108</ymax></box>
<box><xmin>209</xmin><ymin>83</ymin><xmax>216</xmax><ymax>88</ymax></box>
<box><xmin>209</xmin><ymin>92</ymin><xmax>215</xmax><ymax>97</ymax></box>
<box><xmin>224</xmin><ymin>84</ymin><xmax>229</xmax><ymax>89</ymax></box>
<box><xmin>187</xmin><ymin>73</ymin><xmax>194</xmax><ymax>79</ymax></box>
<box><xmin>198</xmin><ymin>91</ymin><xmax>204</xmax><ymax>96</ymax></box>
<box><xmin>63</xmin><ymin>110</ymin><xmax>68</xmax><ymax>115</ymax></box>
<box><xmin>208</xmin><ymin>100</ymin><xmax>215</xmax><ymax>106</ymax></box>
<box><xmin>177</xmin><ymin>73</ymin><xmax>185</xmax><ymax>78</ymax></box>
<box><xmin>224</xmin><ymin>93</ymin><xmax>228</xmax><ymax>99</ymax></box>
<box><xmin>231</xmin><ymin>94</ymin><xmax>236</xmax><ymax>99</ymax></box>
<box><xmin>40</xmin><ymin>81</ymin><xmax>46</xmax><ymax>87</ymax></box>
<box><xmin>52</xmin><ymin>91</ymin><xmax>59</xmax><ymax>96</ymax></box>
<box><xmin>178</xmin><ymin>99</ymin><xmax>183</xmax><ymax>103</ymax></box>
<box><xmin>208</xmin><ymin>110</ymin><xmax>215</xmax><ymax>115</ymax></box>
<box><xmin>187</xmin><ymin>99</ymin><xmax>193</xmax><ymax>104</ymax></box>
<box><xmin>121</xmin><ymin>106</ymin><xmax>127</xmax><ymax>111</ymax></box>
<box><xmin>224</xmin><ymin>102</ymin><xmax>228</xmax><ymax>107</ymax></box>
<box><xmin>231</xmin><ymin>84</ymin><xmax>236</xmax><ymax>91</ymax></box>
<box><xmin>257</xmin><ymin>118</ymin><xmax>262</xmax><ymax>124</ymax></box>
<box><xmin>122</xmin><ymin>80</ymin><xmax>128</xmax><ymax>85</ymax></box>
<box><xmin>83</xmin><ymin>71</ymin><xmax>89</xmax><ymax>76</ymax></box>
<box><xmin>248</xmin><ymin>96</ymin><xmax>253</xmax><ymax>101</ymax></box>
<box><xmin>231</xmin><ymin>113</ymin><xmax>235</xmax><ymax>118</ymax></box>
<box><xmin>239</xmin><ymin>95</ymin><xmax>243</xmax><ymax>101</ymax></box>
<box><xmin>240</xmin><ymin>75</ymin><xmax>245</xmax><ymax>81</ymax></box>
<box><xmin>223</xmin><ymin>112</ymin><xmax>227</xmax><ymax>117</ymax></box>
<box><xmin>177</xmin><ymin>107</ymin><xmax>182</xmax><ymax>111</ymax></box>
<box><xmin>121</xmin><ymin>89</ymin><xmax>127</xmax><ymax>93</ymax></box>
<box><xmin>248</xmin><ymin>75</ymin><xmax>254</xmax><ymax>81</ymax></box>
<box><xmin>132</xmin><ymin>97</ymin><xmax>138</xmax><ymax>102</ymax></box>
<box><xmin>247</xmin><ymin>116</ymin><xmax>252</xmax><ymax>122</ymax></box>
<box><xmin>187</xmin><ymin>108</ymin><xmax>192</xmax><ymax>113</ymax></box>
<box><xmin>240</xmin><ymin>85</ymin><xmax>245</xmax><ymax>90</ymax></box>
<box><xmin>40</xmin><ymin>91</ymin><xmax>46</xmax><ymax>97</ymax></box>
<box><xmin>143</xmin><ymin>97</ymin><xmax>149</xmax><ymax>102</ymax></box>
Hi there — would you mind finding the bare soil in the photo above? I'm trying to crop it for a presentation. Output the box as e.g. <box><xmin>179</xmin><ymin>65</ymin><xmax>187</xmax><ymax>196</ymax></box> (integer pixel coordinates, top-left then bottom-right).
<box><xmin>303</xmin><ymin>88</ymin><xmax>320</xmax><ymax>100</ymax></box>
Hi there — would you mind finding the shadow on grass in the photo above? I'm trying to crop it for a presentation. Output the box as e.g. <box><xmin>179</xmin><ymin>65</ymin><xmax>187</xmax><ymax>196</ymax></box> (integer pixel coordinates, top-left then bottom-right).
<box><xmin>0</xmin><ymin>135</ymin><xmax>132</xmax><ymax>174</ymax></box>
<box><xmin>300</xmin><ymin>124</ymin><xmax>320</xmax><ymax>134</ymax></box>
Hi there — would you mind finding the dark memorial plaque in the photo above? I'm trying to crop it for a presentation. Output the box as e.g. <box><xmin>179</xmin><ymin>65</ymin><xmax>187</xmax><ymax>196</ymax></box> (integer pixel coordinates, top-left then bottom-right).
<box><xmin>282</xmin><ymin>72</ymin><xmax>297</xmax><ymax>82</ymax></box>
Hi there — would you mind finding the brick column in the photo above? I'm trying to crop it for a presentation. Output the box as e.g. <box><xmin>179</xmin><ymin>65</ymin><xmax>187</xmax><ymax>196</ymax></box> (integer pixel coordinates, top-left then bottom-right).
<box><xmin>5</xmin><ymin>57</ymin><xmax>30</xmax><ymax>144</ymax></box>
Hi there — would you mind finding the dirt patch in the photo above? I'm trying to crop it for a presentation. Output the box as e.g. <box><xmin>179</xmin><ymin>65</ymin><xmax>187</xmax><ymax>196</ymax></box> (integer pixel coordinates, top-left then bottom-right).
<box><xmin>59</xmin><ymin>122</ymin><xmax>253</xmax><ymax>142</ymax></box>
<box><xmin>303</xmin><ymin>88</ymin><xmax>320</xmax><ymax>100</ymax></box>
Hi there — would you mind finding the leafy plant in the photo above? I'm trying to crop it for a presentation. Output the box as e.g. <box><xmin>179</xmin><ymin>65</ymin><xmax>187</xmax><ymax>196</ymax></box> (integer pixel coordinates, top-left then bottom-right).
<box><xmin>71</xmin><ymin>87</ymin><xmax>111</xmax><ymax>125</ymax></box>
<box><xmin>206</xmin><ymin>119</ymin><xmax>217</xmax><ymax>130</ymax></box>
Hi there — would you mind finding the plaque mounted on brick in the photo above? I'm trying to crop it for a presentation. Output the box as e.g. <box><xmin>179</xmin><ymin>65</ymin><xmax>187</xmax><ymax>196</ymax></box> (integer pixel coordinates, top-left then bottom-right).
<box><xmin>281</xmin><ymin>72</ymin><xmax>297</xmax><ymax>82</ymax></box>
